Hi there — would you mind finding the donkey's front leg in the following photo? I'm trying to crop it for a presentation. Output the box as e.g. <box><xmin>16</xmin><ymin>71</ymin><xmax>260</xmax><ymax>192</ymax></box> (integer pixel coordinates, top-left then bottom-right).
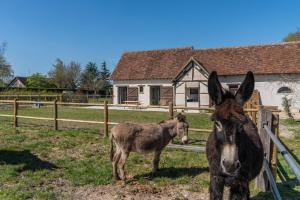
<box><xmin>152</xmin><ymin>150</ymin><xmax>161</xmax><ymax>174</ymax></box>
<box><xmin>229</xmin><ymin>181</ymin><xmax>250</xmax><ymax>200</ymax></box>
<box><xmin>118</xmin><ymin>151</ymin><xmax>129</xmax><ymax>181</ymax></box>
<box><xmin>209</xmin><ymin>175</ymin><xmax>224</xmax><ymax>200</ymax></box>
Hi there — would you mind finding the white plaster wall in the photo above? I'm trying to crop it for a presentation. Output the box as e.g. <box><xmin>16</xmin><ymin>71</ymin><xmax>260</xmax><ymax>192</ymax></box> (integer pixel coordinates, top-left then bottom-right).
<box><xmin>112</xmin><ymin>80</ymin><xmax>172</xmax><ymax>106</ymax></box>
<box><xmin>113</xmin><ymin>74</ymin><xmax>300</xmax><ymax>109</ymax></box>
<box><xmin>175</xmin><ymin>61</ymin><xmax>210</xmax><ymax>107</ymax></box>
<box><xmin>219</xmin><ymin>74</ymin><xmax>300</xmax><ymax>109</ymax></box>
<box><xmin>187</xmin><ymin>102</ymin><xmax>199</xmax><ymax>107</ymax></box>
<box><xmin>175</xmin><ymin>83</ymin><xmax>186</xmax><ymax>106</ymax></box>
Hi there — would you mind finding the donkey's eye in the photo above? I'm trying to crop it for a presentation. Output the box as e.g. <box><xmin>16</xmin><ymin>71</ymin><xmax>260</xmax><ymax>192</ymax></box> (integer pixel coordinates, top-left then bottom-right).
<box><xmin>215</xmin><ymin>121</ymin><xmax>223</xmax><ymax>131</ymax></box>
<box><xmin>237</xmin><ymin>124</ymin><xmax>244</xmax><ymax>132</ymax></box>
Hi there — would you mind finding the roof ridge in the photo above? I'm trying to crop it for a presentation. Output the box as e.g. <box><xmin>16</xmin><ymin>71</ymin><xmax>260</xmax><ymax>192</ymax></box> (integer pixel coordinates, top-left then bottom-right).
<box><xmin>195</xmin><ymin>41</ymin><xmax>300</xmax><ymax>51</ymax></box>
<box><xmin>123</xmin><ymin>46</ymin><xmax>194</xmax><ymax>54</ymax></box>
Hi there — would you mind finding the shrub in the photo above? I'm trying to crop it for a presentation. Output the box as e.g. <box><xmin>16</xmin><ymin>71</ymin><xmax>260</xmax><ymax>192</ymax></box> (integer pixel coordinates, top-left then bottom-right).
<box><xmin>282</xmin><ymin>96</ymin><xmax>294</xmax><ymax>120</ymax></box>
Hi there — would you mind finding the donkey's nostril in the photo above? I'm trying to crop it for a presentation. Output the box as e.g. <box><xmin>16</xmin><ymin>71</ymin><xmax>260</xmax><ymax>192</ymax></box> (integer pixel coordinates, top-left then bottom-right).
<box><xmin>235</xmin><ymin>161</ymin><xmax>241</xmax><ymax>169</ymax></box>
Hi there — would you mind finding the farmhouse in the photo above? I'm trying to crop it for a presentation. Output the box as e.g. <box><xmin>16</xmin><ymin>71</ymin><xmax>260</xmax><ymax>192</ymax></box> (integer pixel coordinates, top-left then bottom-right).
<box><xmin>111</xmin><ymin>42</ymin><xmax>300</xmax><ymax>109</ymax></box>
<box><xmin>7</xmin><ymin>76</ymin><xmax>28</xmax><ymax>88</ymax></box>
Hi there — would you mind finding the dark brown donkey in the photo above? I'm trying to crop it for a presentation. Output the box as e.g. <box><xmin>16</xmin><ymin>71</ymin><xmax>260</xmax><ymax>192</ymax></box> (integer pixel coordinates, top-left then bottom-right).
<box><xmin>206</xmin><ymin>71</ymin><xmax>263</xmax><ymax>200</ymax></box>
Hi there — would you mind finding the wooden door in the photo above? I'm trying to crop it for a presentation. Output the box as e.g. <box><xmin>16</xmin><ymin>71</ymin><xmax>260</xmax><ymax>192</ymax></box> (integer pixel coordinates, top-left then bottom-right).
<box><xmin>160</xmin><ymin>86</ymin><xmax>173</xmax><ymax>106</ymax></box>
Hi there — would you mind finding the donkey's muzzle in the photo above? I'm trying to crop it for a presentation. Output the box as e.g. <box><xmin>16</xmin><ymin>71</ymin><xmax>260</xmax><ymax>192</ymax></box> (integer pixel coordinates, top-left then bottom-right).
<box><xmin>181</xmin><ymin>136</ymin><xmax>188</xmax><ymax>144</ymax></box>
<box><xmin>222</xmin><ymin>159</ymin><xmax>241</xmax><ymax>175</ymax></box>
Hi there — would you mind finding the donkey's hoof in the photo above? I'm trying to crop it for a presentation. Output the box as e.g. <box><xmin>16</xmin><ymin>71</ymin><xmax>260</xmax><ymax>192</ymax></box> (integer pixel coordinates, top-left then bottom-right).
<box><xmin>113</xmin><ymin>175</ymin><xmax>121</xmax><ymax>181</ymax></box>
<box><xmin>145</xmin><ymin>173</ymin><xmax>155</xmax><ymax>180</ymax></box>
<box><xmin>120</xmin><ymin>175</ymin><xmax>127</xmax><ymax>182</ymax></box>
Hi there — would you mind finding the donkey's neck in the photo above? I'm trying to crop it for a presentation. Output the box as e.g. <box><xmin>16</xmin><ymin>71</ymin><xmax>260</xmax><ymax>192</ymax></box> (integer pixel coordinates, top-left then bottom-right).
<box><xmin>160</xmin><ymin>120</ymin><xmax>177</xmax><ymax>138</ymax></box>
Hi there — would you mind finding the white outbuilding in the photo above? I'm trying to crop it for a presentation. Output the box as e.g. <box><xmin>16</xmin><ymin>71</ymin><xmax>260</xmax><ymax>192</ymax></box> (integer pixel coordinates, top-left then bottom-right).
<box><xmin>111</xmin><ymin>42</ymin><xmax>300</xmax><ymax>110</ymax></box>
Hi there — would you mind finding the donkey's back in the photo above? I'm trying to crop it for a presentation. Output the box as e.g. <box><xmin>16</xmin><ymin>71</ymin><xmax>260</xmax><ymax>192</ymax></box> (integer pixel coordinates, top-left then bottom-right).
<box><xmin>111</xmin><ymin>122</ymin><xmax>166</xmax><ymax>153</ymax></box>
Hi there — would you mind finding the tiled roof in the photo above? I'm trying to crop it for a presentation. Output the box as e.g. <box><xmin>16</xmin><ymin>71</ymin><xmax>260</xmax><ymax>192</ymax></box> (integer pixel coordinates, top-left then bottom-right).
<box><xmin>111</xmin><ymin>42</ymin><xmax>300</xmax><ymax>80</ymax></box>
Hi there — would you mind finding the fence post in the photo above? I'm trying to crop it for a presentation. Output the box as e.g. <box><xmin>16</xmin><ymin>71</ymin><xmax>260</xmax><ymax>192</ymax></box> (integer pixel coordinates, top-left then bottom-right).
<box><xmin>252</xmin><ymin>103</ymin><xmax>257</xmax><ymax>125</ymax></box>
<box><xmin>54</xmin><ymin>100</ymin><xmax>58</xmax><ymax>131</ymax></box>
<box><xmin>13</xmin><ymin>99</ymin><xmax>18</xmax><ymax>128</ymax></box>
<box><xmin>270</xmin><ymin>112</ymin><xmax>279</xmax><ymax>180</ymax></box>
<box><xmin>255</xmin><ymin>106</ymin><xmax>272</xmax><ymax>191</ymax></box>
<box><xmin>169</xmin><ymin>102</ymin><xmax>174</xmax><ymax>119</ymax></box>
<box><xmin>104</xmin><ymin>100</ymin><xmax>108</xmax><ymax>137</ymax></box>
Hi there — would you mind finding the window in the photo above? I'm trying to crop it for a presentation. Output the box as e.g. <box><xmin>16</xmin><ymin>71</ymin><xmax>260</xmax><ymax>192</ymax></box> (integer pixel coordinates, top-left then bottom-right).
<box><xmin>139</xmin><ymin>85</ymin><xmax>144</xmax><ymax>93</ymax></box>
<box><xmin>277</xmin><ymin>87</ymin><xmax>292</xmax><ymax>94</ymax></box>
<box><xmin>187</xmin><ymin>88</ymin><xmax>199</xmax><ymax>102</ymax></box>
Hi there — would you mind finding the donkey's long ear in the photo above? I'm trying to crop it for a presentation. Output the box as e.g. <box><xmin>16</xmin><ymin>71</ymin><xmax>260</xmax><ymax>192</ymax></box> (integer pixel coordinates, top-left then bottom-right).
<box><xmin>235</xmin><ymin>71</ymin><xmax>255</xmax><ymax>106</ymax></box>
<box><xmin>176</xmin><ymin>113</ymin><xmax>186</xmax><ymax>122</ymax></box>
<box><xmin>208</xmin><ymin>71</ymin><xmax>224</xmax><ymax>105</ymax></box>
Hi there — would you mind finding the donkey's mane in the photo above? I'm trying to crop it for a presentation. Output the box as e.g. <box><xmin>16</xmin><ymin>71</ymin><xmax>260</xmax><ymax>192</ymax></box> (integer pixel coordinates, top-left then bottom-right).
<box><xmin>222</xmin><ymin>91</ymin><xmax>235</xmax><ymax>99</ymax></box>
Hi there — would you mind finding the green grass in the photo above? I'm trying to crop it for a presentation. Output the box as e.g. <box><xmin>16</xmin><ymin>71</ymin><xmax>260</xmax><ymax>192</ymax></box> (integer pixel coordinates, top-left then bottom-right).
<box><xmin>0</xmin><ymin>107</ymin><xmax>298</xmax><ymax>199</ymax></box>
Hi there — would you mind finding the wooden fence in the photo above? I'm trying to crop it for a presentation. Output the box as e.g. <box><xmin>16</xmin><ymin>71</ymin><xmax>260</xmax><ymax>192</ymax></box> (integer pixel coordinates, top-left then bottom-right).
<box><xmin>255</xmin><ymin>106</ymin><xmax>300</xmax><ymax>200</ymax></box>
<box><xmin>255</xmin><ymin>106</ymin><xmax>279</xmax><ymax>193</ymax></box>
<box><xmin>0</xmin><ymin>100</ymin><xmax>217</xmax><ymax>136</ymax></box>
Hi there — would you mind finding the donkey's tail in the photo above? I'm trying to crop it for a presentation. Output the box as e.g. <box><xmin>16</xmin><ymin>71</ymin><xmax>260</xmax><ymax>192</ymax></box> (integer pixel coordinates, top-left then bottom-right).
<box><xmin>109</xmin><ymin>130</ymin><xmax>114</xmax><ymax>162</ymax></box>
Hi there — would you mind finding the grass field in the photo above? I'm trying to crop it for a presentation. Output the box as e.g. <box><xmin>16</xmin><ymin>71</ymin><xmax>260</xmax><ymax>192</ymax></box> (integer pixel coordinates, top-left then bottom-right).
<box><xmin>0</xmin><ymin>106</ymin><xmax>298</xmax><ymax>199</ymax></box>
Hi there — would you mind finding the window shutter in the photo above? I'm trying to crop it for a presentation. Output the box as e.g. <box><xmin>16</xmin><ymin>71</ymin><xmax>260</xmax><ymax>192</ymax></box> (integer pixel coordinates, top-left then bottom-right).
<box><xmin>127</xmin><ymin>87</ymin><xmax>138</xmax><ymax>101</ymax></box>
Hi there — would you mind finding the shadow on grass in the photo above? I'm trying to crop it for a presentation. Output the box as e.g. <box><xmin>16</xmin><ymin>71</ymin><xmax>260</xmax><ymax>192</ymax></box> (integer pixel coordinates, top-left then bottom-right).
<box><xmin>0</xmin><ymin>150</ymin><xmax>58</xmax><ymax>172</ymax></box>
<box><xmin>133</xmin><ymin>166</ymin><xmax>208</xmax><ymax>180</ymax></box>
<box><xmin>277</xmin><ymin>161</ymin><xmax>299</xmax><ymax>184</ymax></box>
<box><xmin>251</xmin><ymin>191</ymin><xmax>273</xmax><ymax>200</ymax></box>
<box><xmin>172</xmin><ymin>139</ymin><xmax>207</xmax><ymax>146</ymax></box>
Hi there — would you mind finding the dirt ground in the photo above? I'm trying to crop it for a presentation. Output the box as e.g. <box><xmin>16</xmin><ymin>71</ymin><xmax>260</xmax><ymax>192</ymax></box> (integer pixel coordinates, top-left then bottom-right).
<box><xmin>54</xmin><ymin>178</ymin><xmax>210</xmax><ymax>200</ymax></box>
<box><xmin>73</xmin><ymin>184</ymin><xmax>209</xmax><ymax>200</ymax></box>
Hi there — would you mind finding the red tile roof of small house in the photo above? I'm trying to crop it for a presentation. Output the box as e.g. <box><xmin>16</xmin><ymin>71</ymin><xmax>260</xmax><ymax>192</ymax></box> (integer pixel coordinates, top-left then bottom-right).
<box><xmin>110</xmin><ymin>42</ymin><xmax>300</xmax><ymax>80</ymax></box>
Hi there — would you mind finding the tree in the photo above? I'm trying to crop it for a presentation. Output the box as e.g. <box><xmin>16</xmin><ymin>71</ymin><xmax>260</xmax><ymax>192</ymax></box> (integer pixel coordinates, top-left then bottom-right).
<box><xmin>81</xmin><ymin>62</ymin><xmax>103</xmax><ymax>93</ymax></box>
<box><xmin>99</xmin><ymin>61</ymin><xmax>111</xmax><ymax>92</ymax></box>
<box><xmin>48</xmin><ymin>59</ymin><xmax>67</xmax><ymax>88</ymax></box>
<box><xmin>283</xmin><ymin>28</ymin><xmax>300</xmax><ymax>42</ymax></box>
<box><xmin>27</xmin><ymin>73</ymin><xmax>56</xmax><ymax>88</ymax></box>
<box><xmin>65</xmin><ymin>61</ymin><xmax>81</xmax><ymax>89</ymax></box>
<box><xmin>0</xmin><ymin>42</ymin><xmax>14</xmax><ymax>87</ymax></box>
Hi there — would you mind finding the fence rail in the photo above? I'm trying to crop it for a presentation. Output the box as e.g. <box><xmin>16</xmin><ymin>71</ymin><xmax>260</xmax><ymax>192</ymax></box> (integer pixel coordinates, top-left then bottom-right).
<box><xmin>263</xmin><ymin>158</ymin><xmax>282</xmax><ymax>200</ymax></box>
<box><xmin>0</xmin><ymin>100</ymin><xmax>216</xmax><ymax>136</ymax></box>
<box><xmin>264</xmin><ymin>124</ymin><xmax>300</xmax><ymax>182</ymax></box>
<box><xmin>0</xmin><ymin>94</ymin><xmax>113</xmax><ymax>104</ymax></box>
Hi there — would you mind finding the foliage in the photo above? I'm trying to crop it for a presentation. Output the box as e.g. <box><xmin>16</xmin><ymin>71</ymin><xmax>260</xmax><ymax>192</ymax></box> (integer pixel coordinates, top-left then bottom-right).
<box><xmin>282</xmin><ymin>96</ymin><xmax>294</xmax><ymax>120</ymax></box>
<box><xmin>48</xmin><ymin>59</ymin><xmax>81</xmax><ymax>89</ymax></box>
<box><xmin>0</xmin><ymin>89</ymin><xmax>60</xmax><ymax>95</ymax></box>
<box><xmin>26</xmin><ymin>73</ymin><xmax>56</xmax><ymax>88</ymax></box>
<box><xmin>0</xmin><ymin>42</ymin><xmax>14</xmax><ymax>86</ymax></box>
<box><xmin>80</xmin><ymin>62</ymin><xmax>103</xmax><ymax>93</ymax></box>
<box><xmin>65</xmin><ymin>61</ymin><xmax>81</xmax><ymax>89</ymax></box>
<box><xmin>283</xmin><ymin>29</ymin><xmax>300</xmax><ymax>42</ymax></box>
<box><xmin>100</xmin><ymin>61</ymin><xmax>112</xmax><ymax>92</ymax></box>
<box><xmin>48</xmin><ymin>59</ymin><xmax>110</xmax><ymax>92</ymax></box>
<box><xmin>48</xmin><ymin>58</ymin><xmax>66</xmax><ymax>88</ymax></box>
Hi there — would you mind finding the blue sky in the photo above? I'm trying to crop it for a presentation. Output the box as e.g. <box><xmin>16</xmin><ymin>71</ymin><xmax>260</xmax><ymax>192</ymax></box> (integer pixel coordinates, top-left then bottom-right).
<box><xmin>0</xmin><ymin>0</ymin><xmax>299</xmax><ymax>76</ymax></box>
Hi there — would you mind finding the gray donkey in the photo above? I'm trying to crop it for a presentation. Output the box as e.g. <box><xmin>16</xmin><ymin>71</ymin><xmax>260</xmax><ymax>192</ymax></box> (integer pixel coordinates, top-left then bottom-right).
<box><xmin>109</xmin><ymin>113</ymin><xmax>189</xmax><ymax>181</ymax></box>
